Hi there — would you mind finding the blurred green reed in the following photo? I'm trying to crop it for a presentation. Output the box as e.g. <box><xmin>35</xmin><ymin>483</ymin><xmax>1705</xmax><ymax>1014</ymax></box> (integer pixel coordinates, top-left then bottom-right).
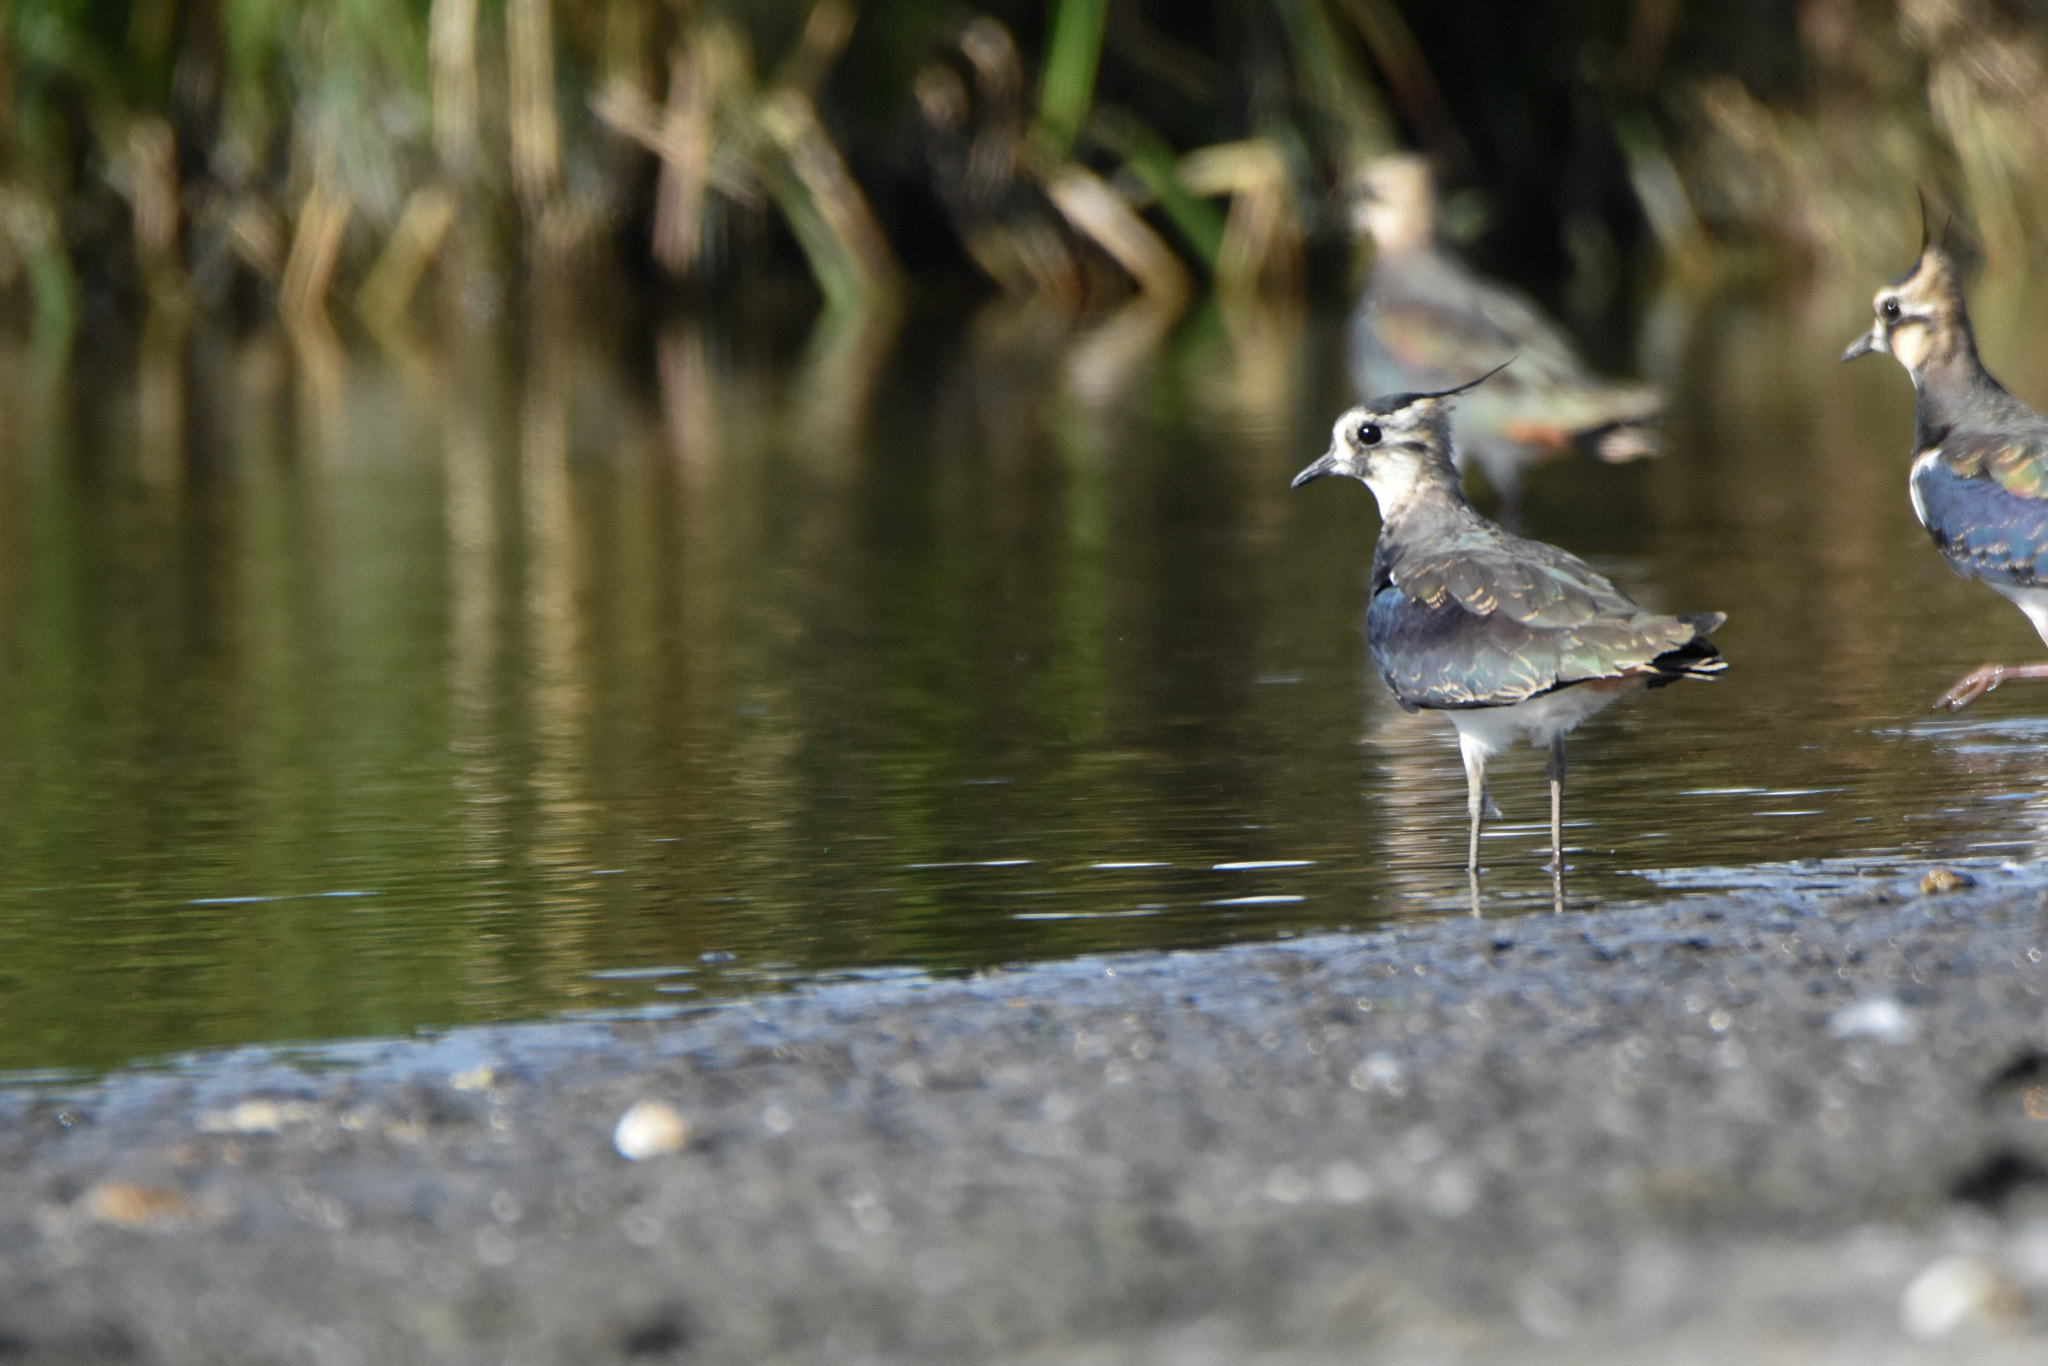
<box><xmin>3</xmin><ymin>0</ymin><xmax>2048</xmax><ymax>350</ymax></box>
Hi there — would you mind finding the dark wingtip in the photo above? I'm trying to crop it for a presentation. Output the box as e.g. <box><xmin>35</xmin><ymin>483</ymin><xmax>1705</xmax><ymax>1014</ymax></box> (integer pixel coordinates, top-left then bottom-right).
<box><xmin>1917</xmin><ymin>186</ymin><xmax>1932</xmax><ymax>256</ymax></box>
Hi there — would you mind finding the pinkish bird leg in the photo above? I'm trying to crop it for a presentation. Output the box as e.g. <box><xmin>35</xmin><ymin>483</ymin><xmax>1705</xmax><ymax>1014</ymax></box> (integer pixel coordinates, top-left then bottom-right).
<box><xmin>1936</xmin><ymin>663</ymin><xmax>2048</xmax><ymax>711</ymax></box>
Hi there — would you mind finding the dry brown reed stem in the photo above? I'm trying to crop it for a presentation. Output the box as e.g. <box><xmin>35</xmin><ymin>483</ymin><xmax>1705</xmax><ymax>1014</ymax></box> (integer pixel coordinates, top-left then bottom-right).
<box><xmin>127</xmin><ymin>118</ymin><xmax>181</xmax><ymax>289</ymax></box>
<box><xmin>651</xmin><ymin>45</ymin><xmax>715</xmax><ymax>275</ymax></box>
<box><xmin>754</xmin><ymin>1</ymin><xmax>895</xmax><ymax>303</ymax></box>
<box><xmin>1903</xmin><ymin>0</ymin><xmax>2048</xmax><ymax>268</ymax></box>
<box><xmin>777</xmin><ymin>0</ymin><xmax>856</xmax><ymax>97</ymax></box>
<box><xmin>758</xmin><ymin>88</ymin><xmax>900</xmax><ymax>303</ymax></box>
<box><xmin>281</xmin><ymin>174</ymin><xmax>352</xmax><ymax>337</ymax></box>
<box><xmin>225</xmin><ymin>197</ymin><xmax>287</xmax><ymax>283</ymax></box>
<box><xmin>592</xmin><ymin>25</ymin><xmax>760</xmax><ymax>280</ymax></box>
<box><xmin>357</xmin><ymin>186</ymin><xmax>459</xmax><ymax>333</ymax></box>
<box><xmin>281</xmin><ymin>171</ymin><xmax>351</xmax><ymax>450</ymax></box>
<box><xmin>507</xmin><ymin>0</ymin><xmax>561</xmax><ymax>213</ymax></box>
<box><xmin>429</xmin><ymin>0</ymin><xmax>480</xmax><ymax>176</ymax></box>
<box><xmin>1615</xmin><ymin>116</ymin><xmax>1711</xmax><ymax>281</ymax></box>
<box><xmin>1179</xmin><ymin>139</ymin><xmax>1302</xmax><ymax>302</ymax></box>
<box><xmin>1043</xmin><ymin>165</ymin><xmax>1190</xmax><ymax>309</ymax></box>
<box><xmin>590</xmin><ymin>81</ymin><xmax>740</xmax><ymax>200</ymax></box>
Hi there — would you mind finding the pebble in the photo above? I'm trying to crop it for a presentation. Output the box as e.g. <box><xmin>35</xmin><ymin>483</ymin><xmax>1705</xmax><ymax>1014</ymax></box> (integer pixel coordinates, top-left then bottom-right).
<box><xmin>1828</xmin><ymin>997</ymin><xmax>1913</xmax><ymax>1043</ymax></box>
<box><xmin>613</xmin><ymin>1100</ymin><xmax>691</xmax><ymax>1160</ymax></box>
<box><xmin>449</xmin><ymin>1065</ymin><xmax>496</xmax><ymax>1092</ymax></box>
<box><xmin>197</xmin><ymin>1099</ymin><xmax>316</xmax><ymax>1134</ymax></box>
<box><xmin>84</xmin><ymin>1180</ymin><xmax>194</xmax><ymax>1228</ymax></box>
<box><xmin>1900</xmin><ymin>1254</ymin><xmax>2015</xmax><ymax>1339</ymax></box>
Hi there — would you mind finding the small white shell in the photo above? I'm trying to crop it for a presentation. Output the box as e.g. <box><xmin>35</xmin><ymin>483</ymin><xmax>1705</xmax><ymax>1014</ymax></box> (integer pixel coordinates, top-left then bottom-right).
<box><xmin>1900</xmin><ymin>1254</ymin><xmax>2013</xmax><ymax>1339</ymax></box>
<box><xmin>613</xmin><ymin>1100</ymin><xmax>691</xmax><ymax>1160</ymax></box>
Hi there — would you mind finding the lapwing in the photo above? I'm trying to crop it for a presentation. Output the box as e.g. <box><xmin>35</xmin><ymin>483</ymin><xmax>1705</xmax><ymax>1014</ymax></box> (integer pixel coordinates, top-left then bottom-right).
<box><xmin>1291</xmin><ymin>371</ymin><xmax>1726</xmax><ymax>873</ymax></box>
<box><xmin>1844</xmin><ymin>236</ymin><xmax>2048</xmax><ymax>710</ymax></box>
<box><xmin>1349</xmin><ymin>155</ymin><xmax>1661</xmax><ymax>508</ymax></box>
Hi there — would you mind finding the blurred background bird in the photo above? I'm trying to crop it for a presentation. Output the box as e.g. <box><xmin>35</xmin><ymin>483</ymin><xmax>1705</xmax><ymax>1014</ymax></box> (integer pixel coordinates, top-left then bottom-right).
<box><xmin>1348</xmin><ymin>155</ymin><xmax>1663</xmax><ymax>512</ymax></box>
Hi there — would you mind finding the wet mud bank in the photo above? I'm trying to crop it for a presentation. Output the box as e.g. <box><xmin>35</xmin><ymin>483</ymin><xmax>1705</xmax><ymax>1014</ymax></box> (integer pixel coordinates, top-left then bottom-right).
<box><xmin>10</xmin><ymin>866</ymin><xmax>2048</xmax><ymax>1364</ymax></box>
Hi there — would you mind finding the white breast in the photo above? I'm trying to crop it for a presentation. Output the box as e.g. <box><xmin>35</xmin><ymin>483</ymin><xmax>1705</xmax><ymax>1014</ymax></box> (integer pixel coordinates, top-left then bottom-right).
<box><xmin>1908</xmin><ymin>447</ymin><xmax>1941</xmax><ymax>529</ymax></box>
<box><xmin>1989</xmin><ymin>581</ymin><xmax>2048</xmax><ymax>648</ymax></box>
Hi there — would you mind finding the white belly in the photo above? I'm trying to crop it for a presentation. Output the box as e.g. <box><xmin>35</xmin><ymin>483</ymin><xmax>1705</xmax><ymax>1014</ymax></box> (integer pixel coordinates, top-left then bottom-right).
<box><xmin>1444</xmin><ymin>680</ymin><xmax>1641</xmax><ymax>759</ymax></box>
<box><xmin>1989</xmin><ymin>580</ymin><xmax>2048</xmax><ymax>647</ymax></box>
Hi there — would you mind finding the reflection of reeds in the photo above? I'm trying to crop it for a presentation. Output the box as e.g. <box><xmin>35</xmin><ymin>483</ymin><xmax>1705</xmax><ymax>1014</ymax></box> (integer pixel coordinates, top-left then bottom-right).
<box><xmin>519</xmin><ymin>314</ymin><xmax>599</xmax><ymax>966</ymax></box>
<box><xmin>507</xmin><ymin>0</ymin><xmax>562</xmax><ymax>214</ymax></box>
<box><xmin>136</xmin><ymin>307</ymin><xmax>186</xmax><ymax>488</ymax></box>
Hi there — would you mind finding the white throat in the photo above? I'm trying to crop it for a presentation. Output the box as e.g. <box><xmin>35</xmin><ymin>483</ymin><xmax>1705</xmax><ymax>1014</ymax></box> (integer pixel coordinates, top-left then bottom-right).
<box><xmin>1362</xmin><ymin>450</ymin><xmax>1426</xmax><ymax>517</ymax></box>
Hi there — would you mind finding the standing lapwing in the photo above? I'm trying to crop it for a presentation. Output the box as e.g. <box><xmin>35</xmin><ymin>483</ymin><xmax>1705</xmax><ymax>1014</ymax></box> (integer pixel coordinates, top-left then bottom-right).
<box><xmin>1844</xmin><ymin>236</ymin><xmax>2048</xmax><ymax>710</ymax></box>
<box><xmin>1349</xmin><ymin>155</ymin><xmax>1661</xmax><ymax>510</ymax></box>
<box><xmin>1291</xmin><ymin>371</ymin><xmax>1726</xmax><ymax>873</ymax></box>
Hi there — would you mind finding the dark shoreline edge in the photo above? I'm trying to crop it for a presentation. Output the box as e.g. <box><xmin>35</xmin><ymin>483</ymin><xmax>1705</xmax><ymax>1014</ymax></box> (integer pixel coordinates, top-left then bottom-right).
<box><xmin>7</xmin><ymin>865</ymin><xmax>2048</xmax><ymax>1363</ymax></box>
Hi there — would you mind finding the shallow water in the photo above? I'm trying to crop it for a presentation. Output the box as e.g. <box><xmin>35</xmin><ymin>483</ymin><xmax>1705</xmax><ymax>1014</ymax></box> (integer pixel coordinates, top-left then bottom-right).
<box><xmin>4</xmin><ymin>280</ymin><xmax>2048</xmax><ymax>1073</ymax></box>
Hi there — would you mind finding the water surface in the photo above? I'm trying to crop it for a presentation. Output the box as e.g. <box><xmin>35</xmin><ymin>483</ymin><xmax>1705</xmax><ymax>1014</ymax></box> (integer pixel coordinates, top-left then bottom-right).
<box><xmin>2</xmin><ymin>284</ymin><xmax>2044</xmax><ymax>1072</ymax></box>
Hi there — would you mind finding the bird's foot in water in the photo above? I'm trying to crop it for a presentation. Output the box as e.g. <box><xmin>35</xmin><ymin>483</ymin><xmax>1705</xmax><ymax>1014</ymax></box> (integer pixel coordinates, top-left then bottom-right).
<box><xmin>1935</xmin><ymin>663</ymin><xmax>2048</xmax><ymax>711</ymax></box>
<box><xmin>1938</xmin><ymin>667</ymin><xmax>2002</xmax><ymax>711</ymax></box>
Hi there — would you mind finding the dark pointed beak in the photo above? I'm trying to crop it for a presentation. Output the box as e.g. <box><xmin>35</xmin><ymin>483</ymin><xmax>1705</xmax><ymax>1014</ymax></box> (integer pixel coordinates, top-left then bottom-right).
<box><xmin>1841</xmin><ymin>328</ymin><xmax>1881</xmax><ymax>362</ymax></box>
<box><xmin>1291</xmin><ymin>449</ymin><xmax>1340</xmax><ymax>489</ymax></box>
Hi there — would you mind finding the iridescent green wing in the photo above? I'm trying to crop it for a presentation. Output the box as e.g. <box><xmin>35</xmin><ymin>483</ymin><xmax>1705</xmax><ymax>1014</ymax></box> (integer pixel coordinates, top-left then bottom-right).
<box><xmin>1923</xmin><ymin>430</ymin><xmax>2048</xmax><ymax>584</ymax></box>
<box><xmin>1369</xmin><ymin>521</ymin><xmax>1704</xmax><ymax>708</ymax></box>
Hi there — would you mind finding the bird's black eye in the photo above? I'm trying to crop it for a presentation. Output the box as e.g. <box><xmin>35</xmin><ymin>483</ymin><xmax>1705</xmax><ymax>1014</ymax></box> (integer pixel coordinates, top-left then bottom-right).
<box><xmin>1355</xmin><ymin>422</ymin><xmax>1382</xmax><ymax>446</ymax></box>
<box><xmin>1881</xmin><ymin>297</ymin><xmax>1901</xmax><ymax>321</ymax></box>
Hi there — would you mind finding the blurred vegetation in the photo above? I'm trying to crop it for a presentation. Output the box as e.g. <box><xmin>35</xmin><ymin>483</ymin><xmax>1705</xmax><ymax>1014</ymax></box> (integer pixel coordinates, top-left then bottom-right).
<box><xmin>2</xmin><ymin>0</ymin><xmax>2047</xmax><ymax>350</ymax></box>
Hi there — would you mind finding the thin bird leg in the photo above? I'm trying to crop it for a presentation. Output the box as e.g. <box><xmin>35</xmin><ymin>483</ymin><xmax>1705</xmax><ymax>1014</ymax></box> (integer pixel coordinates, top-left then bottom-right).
<box><xmin>1937</xmin><ymin>663</ymin><xmax>2048</xmax><ymax>711</ymax></box>
<box><xmin>1458</xmin><ymin>733</ymin><xmax>1489</xmax><ymax>872</ymax></box>
<box><xmin>1545</xmin><ymin>734</ymin><xmax>1565</xmax><ymax>872</ymax></box>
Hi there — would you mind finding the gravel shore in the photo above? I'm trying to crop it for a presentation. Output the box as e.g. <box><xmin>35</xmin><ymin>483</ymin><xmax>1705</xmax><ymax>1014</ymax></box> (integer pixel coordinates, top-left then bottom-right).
<box><xmin>8</xmin><ymin>863</ymin><xmax>2048</xmax><ymax>1364</ymax></box>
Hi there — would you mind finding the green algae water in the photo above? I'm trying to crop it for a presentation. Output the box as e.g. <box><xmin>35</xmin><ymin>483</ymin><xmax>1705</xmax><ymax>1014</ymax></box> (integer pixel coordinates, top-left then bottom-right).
<box><xmin>3</xmin><ymin>285</ymin><xmax>2047</xmax><ymax>1073</ymax></box>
